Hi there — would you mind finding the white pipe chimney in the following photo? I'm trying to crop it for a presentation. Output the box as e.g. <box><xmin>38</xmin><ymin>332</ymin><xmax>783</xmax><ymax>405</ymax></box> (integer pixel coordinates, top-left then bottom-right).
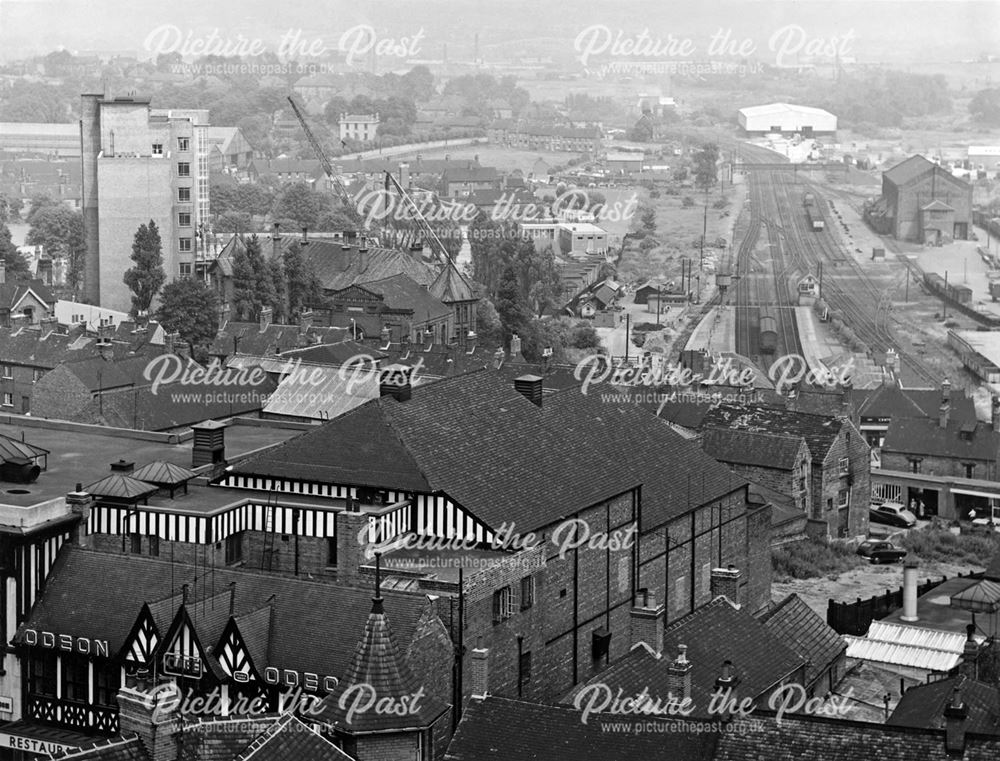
<box><xmin>901</xmin><ymin>559</ymin><xmax>919</xmax><ymax>622</ymax></box>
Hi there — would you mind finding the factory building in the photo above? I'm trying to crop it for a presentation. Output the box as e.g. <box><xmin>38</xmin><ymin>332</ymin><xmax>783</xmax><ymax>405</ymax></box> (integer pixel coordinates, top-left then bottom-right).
<box><xmin>866</xmin><ymin>155</ymin><xmax>973</xmax><ymax>244</ymax></box>
<box><xmin>737</xmin><ymin>103</ymin><xmax>837</xmax><ymax>135</ymax></box>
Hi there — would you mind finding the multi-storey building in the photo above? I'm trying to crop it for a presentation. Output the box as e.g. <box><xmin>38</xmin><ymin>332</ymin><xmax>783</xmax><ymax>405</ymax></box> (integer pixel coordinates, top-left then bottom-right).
<box><xmin>81</xmin><ymin>91</ymin><xmax>210</xmax><ymax>311</ymax></box>
<box><xmin>339</xmin><ymin>114</ymin><xmax>380</xmax><ymax>143</ymax></box>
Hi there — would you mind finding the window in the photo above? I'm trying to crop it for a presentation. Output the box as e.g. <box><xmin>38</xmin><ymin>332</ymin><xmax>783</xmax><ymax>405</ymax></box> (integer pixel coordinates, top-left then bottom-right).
<box><xmin>838</xmin><ymin>488</ymin><xmax>849</xmax><ymax>508</ymax></box>
<box><xmin>152</xmin><ymin>143</ymin><xmax>163</xmax><ymax>156</ymax></box>
<box><xmin>965</xmin><ymin>463</ymin><xmax>976</xmax><ymax>479</ymax></box>
<box><xmin>179</xmin><ymin>212</ymin><xmax>191</xmax><ymax>227</ymax></box>
<box><xmin>177</xmin><ymin>162</ymin><xmax>190</xmax><ymax>177</ymax></box>
<box><xmin>520</xmin><ymin>576</ymin><xmax>534</xmax><ymax>610</ymax></box>
<box><xmin>179</xmin><ymin>238</ymin><xmax>192</xmax><ymax>252</ymax></box>
<box><xmin>178</xmin><ymin>137</ymin><xmax>190</xmax><ymax>152</ymax></box>
<box><xmin>492</xmin><ymin>585</ymin><xmax>514</xmax><ymax>624</ymax></box>
<box><xmin>0</xmin><ymin>364</ymin><xmax>11</xmax><ymax>379</ymax></box>
<box><xmin>178</xmin><ymin>186</ymin><xmax>191</xmax><ymax>202</ymax></box>
<box><xmin>2</xmin><ymin>393</ymin><xmax>11</xmax><ymax>406</ymax></box>
<box><xmin>28</xmin><ymin>652</ymin><xmax>56</xmax><ymax>697</ymax></box>
<box><xmin>827</xmin><ymin>498</ymin><xmax>834</xmax><ymax>512</ymax></box>
<box><xmin>148</xmin><ymin>534</ymin><xmax>159</xmax><ymax>557</ymax></box>
<box><xmin>518</xmin><ymin>650</ymin><xmax>532</xmax><ymax>693</ymax></box>
<box><xmin>226</xmin><ymin>532</ymin><xmax>243</xmax><ymax>564</ymax></box>
<box><xmin>179</xmin><ymin>263</ymin><xmax>192</xmax><ymax>277</ymax></box>
<box><xmin>327</xmin><ymin>537</ymin><xmax>337</xmax><ymax>567</ymax></box>
<box><xmin>95</xmin><ymin>663</ymin><xmax>120</xmax><ymax>707</ymax></box>
<box><xmin>838</xmin><ymin>457</ymin><xmax>849</xmax><ymax>475</ymax></box>
<box><xmin>910</xmin><ymin>459</ymin><xmax>922</xmax><ymax>474</ymax></box>
<box><xmin>130</xmin><ymin>533</ymin><xmax>142</xmax><ymax>554</ymax></box>
<box><xmin>63</xmin><ymin>654</ymin><xmax>89</xmax><ymax>702</ymax></box>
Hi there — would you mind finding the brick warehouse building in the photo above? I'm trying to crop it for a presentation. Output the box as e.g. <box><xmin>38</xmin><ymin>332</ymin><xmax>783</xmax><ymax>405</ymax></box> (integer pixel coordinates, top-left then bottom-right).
<box><xmin>866</xmin><ymin>155</ymin><xmax>973</xmax><ymax>243</ymax></box>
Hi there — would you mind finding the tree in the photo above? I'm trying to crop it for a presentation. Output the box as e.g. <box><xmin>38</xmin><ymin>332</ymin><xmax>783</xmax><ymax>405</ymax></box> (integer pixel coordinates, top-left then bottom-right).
<box><xmin>214</xmin><ymin>211</ymin><xmax>255</xmax><ymax>234</ymax></box>
<box><xmin>270</xmin><ymin>182</ymin><xmax>329</xmax><ymax>229</ymax></box>
<box><xmin>0</xmin><ymin>194</ymin><xmax>23</xmax><ymax>223</ymax></box>
<box><xmin>570</xmin><ymin>322</ymin><xmax>602</xmax><ymax>350</ymax></box>
<box><xmin>694</xmin><ymin>144</ymin><xmax>720</xmax><ymax>193</ymax></box>
<box><xmin>475</xmin><ymin>298</ymin><xmax>503</xmax><ymax>346</ymax></box>
<box><xmin>123</xmin><ymin>221</ymin><xmax>166</xmax><ymax>316</ymax></box>
<box><xmin>970</xmin><ymin>88</ymin><xmax>1000</xmax><ymax>125</ymax></box>
<box><xmin>25</xmin><ymin>205</ymin><xmax>86</xmax><ymax>293</ymax></box>
<box><xmin>0</xmin><ymin>223</ymin><xmax>31</xmax><ymax>279</ymax></box>
<box><xmin>231</xmin><ymin>235</ymin><xmax>278</xmax><ymax>321</ymax></box>
<box><xmin>155</xmin><ymin>279</ymin><xmax>219</xmax><ymax>354</ymax></box>
<box><xmin>494</xmin><ymin>264</ymin><xmax>531</xmax><ymax>347</ymax></box>
<box><xmin>282</xmin><ymin>243</ymin><xmax>324</xmax><ymax>319</ymax></box>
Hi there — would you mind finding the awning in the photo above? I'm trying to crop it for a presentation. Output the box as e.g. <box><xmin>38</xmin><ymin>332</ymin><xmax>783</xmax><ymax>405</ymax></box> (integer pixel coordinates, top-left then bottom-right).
<box><xmin>0</xmin><ymin>721</ymin><xmax>94</xmax><ymax>756</ymax></box>
<box><xmin>951</xmin><ymin>487</ymin><xmax>1000</xmax><ymax>500</ymax></box>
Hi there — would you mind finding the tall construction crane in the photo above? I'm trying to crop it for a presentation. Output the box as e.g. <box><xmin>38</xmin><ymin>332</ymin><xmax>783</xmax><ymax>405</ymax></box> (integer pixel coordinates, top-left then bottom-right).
<box><xmin>286</xmin><ymin>96</ymin><xmax>372</xmax><ymax>240</ymax></box>
<box><xmin>288</xmin><ymin>95</ymin><xmax>460</xmax><ymax>270</ymax></box>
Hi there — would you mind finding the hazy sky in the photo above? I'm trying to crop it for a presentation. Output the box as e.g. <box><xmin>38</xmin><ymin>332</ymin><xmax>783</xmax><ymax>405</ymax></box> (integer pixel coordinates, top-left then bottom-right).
<box><xmin>1</xmin><ymin>0</ymin><xmax>998</xmax><ymax>64</ymax></box>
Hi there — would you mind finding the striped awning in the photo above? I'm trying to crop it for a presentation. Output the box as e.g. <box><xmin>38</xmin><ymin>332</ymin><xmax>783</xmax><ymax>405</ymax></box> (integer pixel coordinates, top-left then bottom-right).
<box><xmin>951</xmin><ymin>579</ymin><xmax>1000</xmax><ymax>613</ymax></box>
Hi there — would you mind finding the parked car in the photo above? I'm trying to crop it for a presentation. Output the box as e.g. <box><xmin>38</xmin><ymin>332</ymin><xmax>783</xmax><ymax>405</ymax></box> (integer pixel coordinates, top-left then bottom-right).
<box><xmin>869</xmin><ymin>501</ymin><xmax>917</xmax><ymax>528</ymax></box>
<box><xmin>857</xmin><ymin>541</ymin><xmax>907</xmax><ymax>564</ymax></box>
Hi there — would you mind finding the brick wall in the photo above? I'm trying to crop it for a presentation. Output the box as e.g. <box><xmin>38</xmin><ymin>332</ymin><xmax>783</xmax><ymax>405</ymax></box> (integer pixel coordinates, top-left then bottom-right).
<box><xmin>744</xmin><ymin>504</ymin><xmax>772</xmax><ymax>614</ymax></box>
<box><xmin>813</xmin><ymin>420</ymin><xmax>870</xmax><ymax>540</ymax></box>
<box><xmin>637</xmin><ymin>488</ymin><xmax>752</xmax><ymax>625</ymax></box>
<box><xmin>881</xmin><ymin>450</ymin><xmax>996</xmax><ymax>481</ymax></box>
<box><xmin>460</xmin><ymin>490</ymin><xmax>637</xmax><ymax>703</ymax></box>
<box><xmin>354</xmin><ymin>729</ymin><xmax>420</xmax><ymax>761</ymax></box>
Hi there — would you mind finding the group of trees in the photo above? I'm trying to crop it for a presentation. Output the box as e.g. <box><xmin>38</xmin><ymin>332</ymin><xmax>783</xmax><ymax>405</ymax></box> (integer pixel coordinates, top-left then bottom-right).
<box><xmin>25</xmin><ymin>196</ymin><xmax>86</xmax><ymax>291</ymax></box>
<box><xmin>440</xmin><ymin>73</ymin><xmax>530</xmax><ymax>121</ymax></box>
<box><xmin>970</xmin><ymin>87</ymin><xmax>1000</xmax><ymax>125</ymax></box>
<box><xmin>820</xmin><ymin>71</ymin><xmax>951</xmax><ymax>128</ymax></box>
<box><xmin>468</xmin><ymin>213</ymin><xmax>602</xmax><ymax>362</ymax></box>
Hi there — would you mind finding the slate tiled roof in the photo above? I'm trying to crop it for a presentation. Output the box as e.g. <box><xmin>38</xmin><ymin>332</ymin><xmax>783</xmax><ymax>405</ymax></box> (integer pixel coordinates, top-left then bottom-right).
<box><xmin>0</xmin><ymin>279</ymin><xmax>56</xmax><ymax>310</ymax></box>
<box><xmin>319</xmin><ymin>596</ymin><xmax>448</xmax><ymax>732</ymax></box>
<box><xmin>95</xmin><ymin>376</ymin><xmax>276</xmax><ymax>431</ymax></box>
<box><xmin>61</xmin><ymin>355</ymin><xmax>156</xmax><ymax>391</ymax></box>
<box><xmin>264</xmin><ymin>366</ymin><xmax>380</xmax><ymax>421</ymax></box>
<box><xmin>293</xmin><ymin>239</ymin><xmax>440</xmax><ymax>292</ymax></box>
<box><xmin>429</xmin><ymin>263</ymin><xmax>476</xmax><ymax>304</ymax></box>
<box><xmin>363</xmin><ymin>274</ymin><xmax>452</xmax><ymax>322</ymax></box>
<box><xmin>701</xmin><ymin>403</ymin><xmax>849</xmax><ymax>463</ymax></box>
<box><xmin>209</xmin><ymin>322</ymin><xmax>348</xmax><ymax>358</ymax></box>
<box><xmin>236</xmin><ymin>714</ymin><xmax>350</xmax><ymax>761</ymax></box>
<box><xmin>889</xmin><ymin>675</ymin><xmax>1000</xmax><ymax>735</ymax></box>
<box><xmin>882</xmin><ymin>418</ymin><xmax>999</xmax><ymax>462</ymax></box>
<box><xmin>573</xmin><ymin>598</ymin><xmax>804</xmax><ymax>717</ymax></box>
<box><xmin>444</xmin><ymin>696</ymin><xmax>718</xmax><ymax>761</ymax></box>
<box><xmin>655</xmin><ymin>399</ymin><xmax>715</xmax><ymax>430</ymax></box>
<box><xmin>855</xmin><ymin>385</ymin><xmax>977</xmax><ymax>426</ymax></box>
<box><xmin>701</xmin><ymin>428</ymin><xmax>807</xmax><ymax>470</ymax></box>
<box><xmin>883</xmin><ymin>155</ymin><xmax>937</xmax><ymax>186</ymax></box>
<box><xmin>278</xmin><ymin>340</ymin><xmax>384</xmax><ymax>366</ymax></box>
<box><xmin>759</xmin><ymin>593</ymin><xmax>846</xmax><ymax>686</ymax></box>
<box><xmin>712</xmin><ymin>712</ymin><xmax>1000</xmax><ymax>761</ymax></box>
<box><xmin>236</xmin><ymin>371</ymin><xmax>743</xmax><ymax>533</ymax></box>
<box><xmin>16</xmin><ymin>547</ymin><xmax>430</xmax><ymax>680</ymax></box>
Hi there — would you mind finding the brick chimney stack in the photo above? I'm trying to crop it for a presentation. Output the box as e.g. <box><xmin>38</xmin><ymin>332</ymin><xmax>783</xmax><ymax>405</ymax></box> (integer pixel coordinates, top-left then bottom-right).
<box><xmin>939</xmin><ymin>379</ymin><xmax>951</xmax><ymax>429</ymax></box>
<box><xmin>992</xmin><ymin>395</ymin><xmax>1000</xmax><ymax>433</ymax></box>
<box><xmin>335</xmin><ymin>501</ymin><xmax>371</xmax><ymax>585</ymax></box>
<box><xmin>117</xmin><ymin>680</ymin><xmax>182</xmax><ymax>761</ymax></box>
<box><xmin>666</xmin><ymin>644</ymin><xmax>692</xmax><ymax>702</ymax></box>
<box><xmin>470</xmin><ymin>637</ymin><xmax>490</xmax><ymax>700</ymax></box>
<box><xmin>66</xmin><ymin>484</ymin><xmax>94</xmax><ymax>548</ymax></box>
<box><xmin>714</xmin><ymin>660</ymin><xmax>740</xmax><ymax>721</ymax></box>
<box><xmin>710</xmin><ymin>565</ymin><xmax>742</xmax><ymax>607</ymax></box>
<box><xmin>961</xmin><ymin>624</ymin><xmax>978</xmax><ymax>680</ymax></box>
<box><xmin>944</xmin><ymin>683</ymin><xmax>968</xmax><ymax>755</ymax></box>
<box><xmin>630</xmin><ymin>590</ymin><xmax>665</xmax><ymax>658</ymax></box>
<box><xmin>259</xmin><ymin>306</ymin><xmax>273</xmax><ymax>333</ymax></box>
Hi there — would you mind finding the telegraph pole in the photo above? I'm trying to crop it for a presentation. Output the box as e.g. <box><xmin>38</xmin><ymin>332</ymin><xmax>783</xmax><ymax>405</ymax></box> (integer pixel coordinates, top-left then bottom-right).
<box><xmin>943</xmin><ymin>270</ymin><xmax>948</xmax><ymax>320</ymax></box>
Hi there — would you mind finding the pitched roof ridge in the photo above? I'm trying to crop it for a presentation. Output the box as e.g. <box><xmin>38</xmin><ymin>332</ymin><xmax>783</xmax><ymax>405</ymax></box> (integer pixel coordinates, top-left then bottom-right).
<box><xmin>52</xmin><ymin>733</ymin><xmax>144</xmax><ymax>760</ymax></box>
<box><xmin>234</xmin><ymin>712</ymin><xmax>294</xmax><ymax>761</ymax></box>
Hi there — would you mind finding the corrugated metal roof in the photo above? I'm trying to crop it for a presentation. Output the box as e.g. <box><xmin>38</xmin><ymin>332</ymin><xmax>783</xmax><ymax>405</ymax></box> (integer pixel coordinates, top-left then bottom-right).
<box><xmin>84</xmin><ymin>474</ymin><xmax>158</xmax><ymax>501</ymax></box>
<box><xmin>867</xmin><ymin>621</ymin><xmax>971</xmax><ymax>652</ymax></box>
<box><xmin>845</xmin><ymin>636</ymin><xmax>961</xmax><ymax>671</ymax></box>
<box><xmin>0</xmin><ymin>433</ymin><xmax>49</xmax><ymax>461</ymax></box>
<box><xmin>130</xmin><ymin>461</ymin><xmax>197</xmax><ymax>486</ymax></box>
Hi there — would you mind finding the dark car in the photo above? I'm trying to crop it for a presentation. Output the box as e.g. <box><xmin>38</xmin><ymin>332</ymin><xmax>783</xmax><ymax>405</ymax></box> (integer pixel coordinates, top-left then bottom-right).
<box><xmin>869</xmin><ymin>502</ymin><xmax>917</xmax><ymax>528</ymax></box>
<box><xmin>857</xmin><ymin>540</ymin><xmax>907</xmax><ymax>564</ymax></box>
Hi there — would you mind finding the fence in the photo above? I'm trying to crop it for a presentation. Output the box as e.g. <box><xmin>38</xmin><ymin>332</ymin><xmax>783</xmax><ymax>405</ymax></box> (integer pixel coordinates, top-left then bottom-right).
<box><xmin>826</xmin><ymin>570</ymin><xmax>984</xmax><ymax>636</ymax></box>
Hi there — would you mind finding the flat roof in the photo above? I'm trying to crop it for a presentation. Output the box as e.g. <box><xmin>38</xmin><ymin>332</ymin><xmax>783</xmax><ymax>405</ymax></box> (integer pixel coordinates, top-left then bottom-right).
<box><xmin>879</xmin><ymin>576</ymin><xmax>980</xmax><ymax>635</ymax></box>
<box><xmin>952</xmin><ymin>330</ymin><xmax>1000</xmax><ymax>369</ymax></box>
<box><xmin>0</xmin><ymin>420</ymin><xmax>304</xmax><ymax>510</ymax></box>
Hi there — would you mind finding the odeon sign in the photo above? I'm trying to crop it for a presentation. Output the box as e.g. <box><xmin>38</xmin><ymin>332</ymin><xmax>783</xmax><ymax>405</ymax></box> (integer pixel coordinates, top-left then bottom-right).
<box><xmin>22</xmin><ymin>629</ymin><xmax>110</xmax><ymax>658</ymax></box>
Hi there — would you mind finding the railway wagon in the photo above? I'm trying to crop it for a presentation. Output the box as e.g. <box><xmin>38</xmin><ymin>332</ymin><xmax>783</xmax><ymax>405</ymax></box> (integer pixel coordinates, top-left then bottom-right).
<box><xmin>924</xmin><ymin>272</ymin><xmax>973</xmax><ymax>305</ymax></box>
<box><xmin>805</xmin><ymin>204</ymin><xmax>824</xmax><ymax>231</ymax></box>
<box><xmin>803</xmin><ymin>192</ymin><xmax>815</xmax><ymax>207</ymax></box>
<box><xmin>759</xmin><ymin>310</ymin><xmax>778</xmax><ymax>354</ymax></box>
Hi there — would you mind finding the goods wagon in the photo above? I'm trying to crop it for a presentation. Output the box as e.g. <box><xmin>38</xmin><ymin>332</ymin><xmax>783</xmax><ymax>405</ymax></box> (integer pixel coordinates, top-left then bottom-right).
<box><xmin>759</xmin><ymin>309</ymin><xmax>778</xmax><ymax>354</ymax></box>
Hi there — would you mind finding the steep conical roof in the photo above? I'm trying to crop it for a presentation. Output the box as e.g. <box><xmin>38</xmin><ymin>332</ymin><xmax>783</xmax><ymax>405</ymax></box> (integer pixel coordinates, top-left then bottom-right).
<box><xmin>321</xmin><ymin>591</ymin><xmax>448</xmax><ymax>733</ymax></box>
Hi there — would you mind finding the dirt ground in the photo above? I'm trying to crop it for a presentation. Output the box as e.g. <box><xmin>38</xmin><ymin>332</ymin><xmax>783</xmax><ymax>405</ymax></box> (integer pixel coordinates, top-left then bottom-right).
<box><xmin>412</xmin><ymin>143</ymin><xmax>577</xmax><ymax>177</ymax></box>
<box><xmin>772</xmin><ymin>559</ymin><xmax>985</xmax><ymax>619</ymax></box>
